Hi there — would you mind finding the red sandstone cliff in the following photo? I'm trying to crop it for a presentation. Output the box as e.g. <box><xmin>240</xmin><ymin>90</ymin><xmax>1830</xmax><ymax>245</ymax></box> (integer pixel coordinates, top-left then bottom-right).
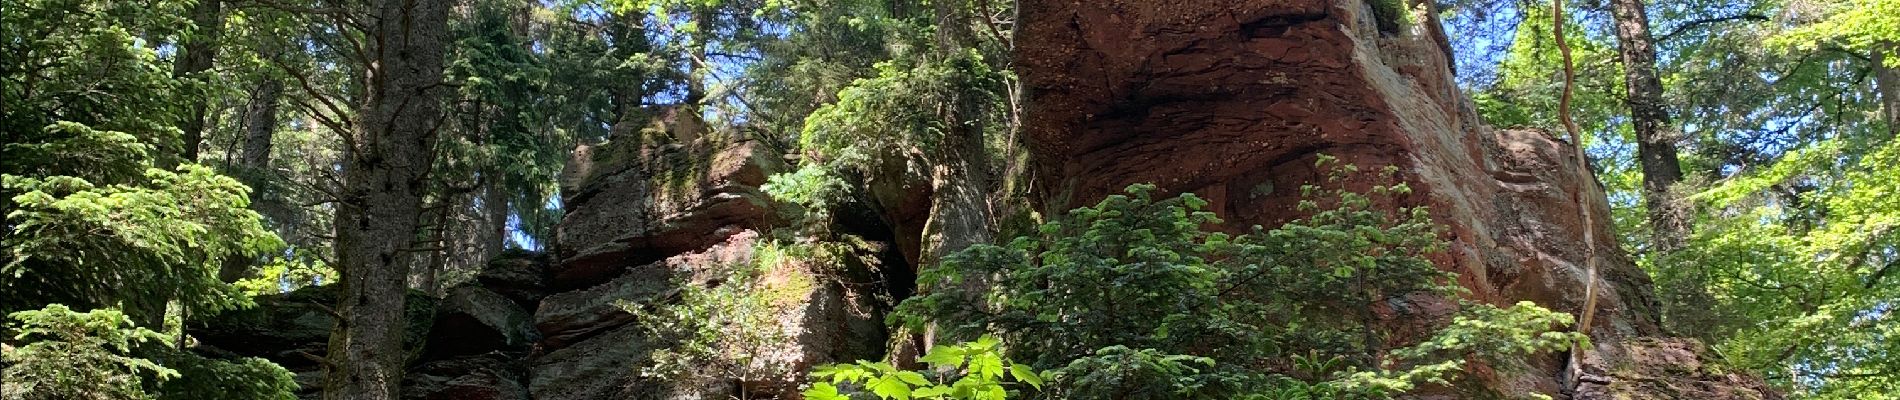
<box><xmin>1016</xmin><ymin>0</ymin><xmax>1777</xmax><ymax>397</ymax></box>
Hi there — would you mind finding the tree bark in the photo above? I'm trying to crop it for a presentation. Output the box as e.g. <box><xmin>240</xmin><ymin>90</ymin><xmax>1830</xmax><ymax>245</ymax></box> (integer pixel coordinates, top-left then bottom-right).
<box><xmin>173</xmin><ymin>0</ymin><xmax>224</xmax><ymax>162</ymax></box>
<box><xmin>1875</xmin><ymin>42</ymin><xmax>1899</xmax><ymax>139</ymax></box>
<box><xmin>322</xmin><ymin>0</ymin><xmax>453</xmax><ymax>397</ymax></box>
<box><xmin>480</xmin><ymin>181</ymin><xmax>509</xmax><ymax>260</ymax></box>
<box><xmin>240</xmin><ymin>78</ymin><xmax>284</xmax><ymax>172</ymax></box>
<box><xmin>1607</xmin><ymin>0</ymin><xmax>1688</xmax><ymax>251</ymax></box>
<box><xmin>910</xmin><ymin>0</ymin><xmax>997</xmax><ymax>358</ymax></box>
<box><xmin>1609</xmin><ymin>0</ymin><xmax>1712</xmax><ymax>341</ymax></box>
<box><xmin>920</xmin><ymin>0</ymin><xmax>994</xmax><ymax>267</ymax></box>
<box><xmin>678</xmin><ymin>4</ymin><xmax>713</xmax><ymax>143</ymax></box>
<box><xmin>216</xmin><ymin>77</ymin><xmax>285</xmax><ymax>283</ymax></box>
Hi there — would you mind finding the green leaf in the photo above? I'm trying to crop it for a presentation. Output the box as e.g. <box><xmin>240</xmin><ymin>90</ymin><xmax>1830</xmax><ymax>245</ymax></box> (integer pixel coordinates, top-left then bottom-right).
<box><xmin>895</xmin><ymin>371</ymin><xmax>931</xmax><ymax>386</ymax></box>
<box><xmin>969</xmin><ymin>353</ymin><xmax>1004</xmax><ymax>379</ymax></box>
<box><xmin>1009</xmin><ymin>363</ymin><xmax>1043</xmax><ymax>389</ymax></box>
<box><xmin>913</xmin><ymin>385</ymin><xmax>953</xmax><ymax>398</ymax></box>
<box><xmin>871</xmin><ymin>375</ymin><xmax>913</xmax><ymax>400</ymax></box>
<box><xmin>917</xmin><ymin>346</ymin><xmax>965</xmax><ymax>368</ymax></box>
<box><xmin>803</xmin><ymin>383</ymin><xmax>849</xmax><ymax>400</ymax></box>
<box><xmin>972</xmin><ymin>335</ymin><xmax>1001</xmax><ymax>351</ymax></box>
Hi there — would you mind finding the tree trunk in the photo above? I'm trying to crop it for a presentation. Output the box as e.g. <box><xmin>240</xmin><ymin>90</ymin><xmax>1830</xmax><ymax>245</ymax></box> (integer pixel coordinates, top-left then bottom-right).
<box><xmin>679</xmin><ymin>4</ymin><xmax>713</xmax><ymax>143</ymax></box>
<box><xmin>322</xmin><ymin>0</ymin><xmax>452</xmax><ymax>397</ymax></box>
<box><xmin>239</xmin><ymin>78</ymin><xmax>284</xmax><ymax>170</ymax></box>
<box><xmin>481</xmin><ymin>181</ymin><xmax>509</xmax><ymax>260</ymax></box>
<box><xmin>1876</xmin><ymin>42</ymin><xmax>1899</xmax><ymax>139</ymax></box>
<box><xmin>911</xmin><ymin>0</ymin><xmax>997</xmax><ymax>357</ymax></box>
<box><xmin>217</xmin><ymin>77</ymin><xmax>285</xmax><ymax>283</ymax></box>
<box><xmin>1608</xmin><ymin>0</ymin><xmax>1688</xmax><ymax>253</ymax></box>
<box><xmin>919</xmin><ymin>0</ymin><xmax>994</xmax><ymax>267</ymax></box>
<box><xmin>1609</xmin><ymin>0</ymin><xmax>1711</xmax><ymax>340</ymax></box>
<box><xmin>173</xmin><ymin>0</ymin><xmax>224</xmax><ymax>162</ymax></box>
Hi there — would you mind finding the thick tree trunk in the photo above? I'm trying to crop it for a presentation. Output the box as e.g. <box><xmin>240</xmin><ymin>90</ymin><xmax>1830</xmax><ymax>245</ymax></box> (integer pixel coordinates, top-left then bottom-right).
<box><xmin>1608</xmin><ymin>0</ymin><xmax>1688</xmax><ymax>253</ymax></box>
<box><xmin>920</xmin><ymin>0</ymin><xmax>994</xmax><ymax>267</ymax></box>
<box><xmin>240</xmin><ymin>78</ymin><xmax>284</xmax><ymax>170</ymax></box>
<box><xmin>173</xmin><ymin>0</ymin><xmax>224</xmax><ymax>162</ymax></box>
<box><xmin>322</xmin><ymin>0</ymin><xmax>452</xmax><ymax>397</ymax></box>
<box><xmin>910</xmin><ymin>0</ymin><xmax>997</xmax><ymax>358</ymax></box>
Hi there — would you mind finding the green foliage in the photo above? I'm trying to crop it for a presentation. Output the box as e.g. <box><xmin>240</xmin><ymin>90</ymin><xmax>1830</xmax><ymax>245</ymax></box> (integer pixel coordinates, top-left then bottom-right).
<box><xmin>3</xmin><ymin>165</ymin><xmax>284</xmax><ymax>320</ymax></box>
<box><xmin>1</xmin><ymin>1</ymin><xmax>301</xmax><ymax>398</ymax></box>
<box><xmin>619</xmin><ymin>237</ymin><xmax>824</xmax><ymax>383</ymax></box>
<box><xmin>151</xmin><ymin>349</ymin><xmax>299</xmax><ymax>400</ymax></box>
<box><xmin>1475</xmin><ymin>5</ymin><xmax>1626</xmax><ymax>140</ymax></box>
<box><xmin>232</xmin><ymin>253</ymin><xmax>336</xmax><ymax>296</ymax></box>
<box><xmin>805</xmin><ymin>336</ymin><xmax>1044</xmax><ymax>400</ymax></box>
<box><xmin>1667</xmin><ymin>138</ymin><xmax>1900</xmax><ymax>397</ymax></box>
<box><xmin>1050</xmin><ymin>346</ymin><xmax>1220</xmax><ymax>398</ymax></box>
<box><xmin>799</xmin><ymin>50</ymin><xmax>1003</xmax><ymax>170</ymax></box>
<box><xmin>4</xmin><ymin>122</ymin><xmax>154</xmax><ymax>188</ymax></box>
<box><xmin>1770</xmin><ymin>0</ymin><xmax>1899</xmax><ymax>64</ymax></box>
<box><xmin>438</xmin><ymin>0</ymin><xmax>572</xmax><ymax>247</ymax></box>
<box><xmin>1</xmin><ymin>305</ymin><xmax>176</xmax><ymax>400</ymax></box>
<box><xmin>0</xmin><ymin>305</ymin><xmax>297</xmax><ymax>400</ymax></box>
<box><xmin>890</xmin><ymin>161</ymin><xmax>1580</xmax><ymax>398</ymax></box>
<box><xmin>1368</xmin><ymin>0</ymin><xmax>1414</xmax><ymax>34</ymax></box>
<box><xmin>1461</xmin><ymin>0</ymin><xmax>1900</xmax><ymax>396</ymax></box>
<box><xmin>0</xmin><ymin>0</ymin><xmax>189</xmax><ymax>164</ymax></box>
<box><xmin>763</xmin><ymin>162</ymin><xmax>849</xmax><ymax>226</ymax></box>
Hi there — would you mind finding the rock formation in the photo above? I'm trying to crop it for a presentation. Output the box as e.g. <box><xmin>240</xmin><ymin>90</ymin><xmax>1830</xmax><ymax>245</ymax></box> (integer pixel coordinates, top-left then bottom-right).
<box><xmin>1016</xmin><ymin>0</ymin><xmax>1773</xmax><ymax>397</ymax></box>
<box><xmin>190</xmin><ymin>1</ymin><xmax>1780</xmax><ymax>398</ymax></box>
<box><xmin>196</xmin><ymin>139</ymin><xmax>899</xmax><ymax>399</ymax></box>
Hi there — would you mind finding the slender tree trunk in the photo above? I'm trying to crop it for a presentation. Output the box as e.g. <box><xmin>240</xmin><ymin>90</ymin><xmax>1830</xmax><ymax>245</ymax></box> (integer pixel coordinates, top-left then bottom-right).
<box><xmin>679</xmin><ymin>4</ymin><xmax>713</xmax><ymax>143</ymax></box>
<box><xmin>481</xmin><ymin>181</ymin><xmax>509</xmax><ymax>260</ymax></box>
<box><xmin>1609</xmin><ymin>0</ymin><xmax>1713</xmax><ymax>341</ymax></box>
<box><xmin>421</xmin><ymin>202</ymin><xmax>450</xmax><ymax>297</ymax></box>
<box><xmin>173</xmin><ymin>0</ymin><xmax>224</xmax><ymax>162</ymax></box>
<box><xmin>1875</xmin><ymin>42</ymin><xmax>1899</xmax><ymax>139</ymax></box>
<box><xmin>217</xmin><ymin>77</ymin><xmax>285</xmax><ymax>283</ymax></box>
<box><xmin>323</xmin><ymin>0</ymin><xmax>452</xmax><ymax>397</ymax></box>
<box><xmin>1608</xmin><ymin>0</ymin><xmax>1688</xmax><ymax>253</ymax></box>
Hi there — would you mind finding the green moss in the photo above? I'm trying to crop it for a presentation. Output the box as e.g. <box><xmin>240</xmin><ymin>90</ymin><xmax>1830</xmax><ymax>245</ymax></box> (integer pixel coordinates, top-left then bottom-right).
<box><xmin>1369</xmin><ymin>0</ymin><xmax>1411</xmax><ymax>34</ymax></box>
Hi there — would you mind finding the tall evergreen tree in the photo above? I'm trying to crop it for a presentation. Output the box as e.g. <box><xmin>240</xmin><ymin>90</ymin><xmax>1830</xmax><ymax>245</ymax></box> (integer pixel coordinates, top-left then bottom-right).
<box><xmin>321</xmin><ymin>0</ymin><xmax>454</xmax><ymax>397</ymax></box>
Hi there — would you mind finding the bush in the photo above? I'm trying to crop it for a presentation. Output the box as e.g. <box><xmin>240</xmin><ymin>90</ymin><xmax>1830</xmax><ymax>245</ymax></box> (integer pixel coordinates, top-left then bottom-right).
<box><xmin>0</xmin><ymin>304</ymin><xmax>298</xmax><ymax>400</ymax></box>
<box><xmin>804</xmin><ymin>336</ymin><xmax>1043</xmax><ymax>400</ymax></box>
<box><xmin>884</xmin><ymin>160</ymin><xmax>1581</xmax><ymax>398</ymax></box>
<box><xmin>2</xmin><ymin>305</ymin><xmax>174</xmax><ymax>400</ymax></box>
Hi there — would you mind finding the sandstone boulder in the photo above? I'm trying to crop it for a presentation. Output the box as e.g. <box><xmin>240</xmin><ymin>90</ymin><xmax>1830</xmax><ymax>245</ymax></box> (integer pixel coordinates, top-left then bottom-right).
<box><xmin>428</xmin><ymin>286</ymin><xmax>536</xmax><ymax>358</ymax></box>
<box><xmin>404</xmin><ymin>352</ymin><xmax>530</xmax><ymax>400</ymax></box>
<box><xmin>476</xmin><ymin>253</ymin><xmax>551</xmax><ymax>306</ymax></box>
<box><xmin>552</xmin><ymin>140</ymin><xmax>785</xmax><ymax>288</ymax></box>
<box><xmin>527</xmin><ymin>323</ymin><xmax>654</xmax><ymax>400</ymax></box>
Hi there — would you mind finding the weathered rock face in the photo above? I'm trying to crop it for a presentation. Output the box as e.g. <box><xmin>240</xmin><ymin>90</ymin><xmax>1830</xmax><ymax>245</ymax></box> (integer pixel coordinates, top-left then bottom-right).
<box><xmin>533</xmin><ymin>138</ymin><xmax>894</xmax><ymax>400</ymax></box>
<box><xmin>429</xmin><ymin>286</ymin><xmax>536</xmax><ymax>359</ymax></box>
<box><xmin>553</xmin><ymin>138</ymin><xmax>783</xmax><ymax>289</ymax></box>
<box><xmin>195</xmin><ymin>139</ymin><xmax>896</xmax><ymax>400</ymax></box>
<box><xmin>189</xmin><ymin>286</ymin><xmax>444</xmax><ymax>398</ymax></box>
<box><xmin>1574</xmin><ymin>338</ymin><xmax>1781</xmax><ymax>400</ymax></box>
<box><xmin>1016</xmin><ymin>0</ymin><xmax>1771</xmax><ymax>397</ymax></box>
